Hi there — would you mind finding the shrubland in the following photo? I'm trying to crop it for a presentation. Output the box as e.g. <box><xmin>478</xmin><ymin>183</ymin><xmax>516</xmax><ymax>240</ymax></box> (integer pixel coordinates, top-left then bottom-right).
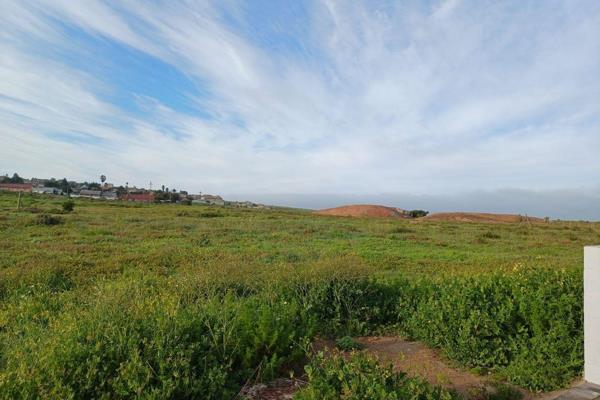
<box><xmin>0</xmin><ymin>192</ymin><xmax>597</xmax><ymax>398</ymax></box>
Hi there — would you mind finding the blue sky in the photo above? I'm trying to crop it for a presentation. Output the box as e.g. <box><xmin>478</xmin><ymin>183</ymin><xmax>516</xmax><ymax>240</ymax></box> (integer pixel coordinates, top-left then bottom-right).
<box><xmin>1</xmin><ymin>1</ymin><xmax>600</xmax><ymax>217</ymax></box>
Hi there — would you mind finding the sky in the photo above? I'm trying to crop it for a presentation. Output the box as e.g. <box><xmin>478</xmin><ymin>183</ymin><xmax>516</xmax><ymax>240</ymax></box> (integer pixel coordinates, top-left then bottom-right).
<box><xmin>1</xmin><ymin>1</ymin><xmax>599</xmax><ymax>219</ymax></box>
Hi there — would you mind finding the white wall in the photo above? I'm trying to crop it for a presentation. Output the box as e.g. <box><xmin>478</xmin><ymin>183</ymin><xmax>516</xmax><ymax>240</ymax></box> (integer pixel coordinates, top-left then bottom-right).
<box><xmin>585</xmin><ymin>245</ymin><xmax>600</xmax><ymax>385</ymax></box>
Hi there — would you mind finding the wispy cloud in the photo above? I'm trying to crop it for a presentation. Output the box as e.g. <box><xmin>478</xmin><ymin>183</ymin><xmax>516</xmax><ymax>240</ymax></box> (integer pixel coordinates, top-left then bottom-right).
<box><xmin>1</xmin><ymin>1</ymin><xmax>599</xmax><ymax>213</ymax></box>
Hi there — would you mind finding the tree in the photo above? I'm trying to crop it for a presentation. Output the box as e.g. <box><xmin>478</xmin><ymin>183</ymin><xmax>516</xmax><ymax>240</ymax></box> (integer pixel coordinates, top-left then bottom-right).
<box><xmin>10</xmin><ymin>173</ymin><xmax>24</xmax><ymax>184</ymax></box>
<box><xmin>115</xmin><ymin>186</ymin><xmax>127</xmax><ymax>197</ymax></box>
<box><xmin>60</xmin><ymin>178</ymin><xmax>70</xmax><ymax>193</ymax></box>
<box><xmin>46</xmin><ymin>178</ymin><xmax>60</xmax><ymax>188</ymax></box>
<box><xmin>409</xmin><ymin>210</ymin><xmax>429</xmax><ymax>218</ymax></box>
<box><xmin>154</xmin><ymin>191</ymin><xmax>169</xmax><ymax>202</ymax></box>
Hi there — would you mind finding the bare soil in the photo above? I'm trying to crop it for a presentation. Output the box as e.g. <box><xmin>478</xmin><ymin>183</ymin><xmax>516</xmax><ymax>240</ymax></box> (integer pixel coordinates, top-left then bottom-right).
<box><xmin>314</xmin><ymin>204</ymin><xmax>410</xmax><ymax>218</ymax></box>
<box><xmin>421</xmin><ymin>212</ymin><xmax>545</xmax><ymax>224</ymax></box>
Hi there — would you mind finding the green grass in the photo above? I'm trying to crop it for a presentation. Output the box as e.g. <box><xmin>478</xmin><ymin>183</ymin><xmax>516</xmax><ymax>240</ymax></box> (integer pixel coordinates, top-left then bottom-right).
<box><xmin>0</xmin><ymin>192</ymin><xmax>597</xmax><ymax>398</ymax></box>
<box><xmin>1</xmin><ymin>192</ymin><xmax>597</xmax><ymax>287</ymax></box>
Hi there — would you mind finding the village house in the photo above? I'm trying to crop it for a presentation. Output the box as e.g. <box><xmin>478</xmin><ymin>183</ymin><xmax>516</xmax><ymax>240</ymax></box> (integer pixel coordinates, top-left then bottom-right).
<box><xmin>193</xmin><ymin>194</ymin><xmax>225</xmax><ymax>206</ymax></box>
<box><xmin>123</xmin><ymin>192</ymin><xmax>155</xmax><ymax>203</ymax></box>
<box><xmin>74</xmin><ymin>189</ymin><xmax>118</xmax><ymax>200</ymax></box>
<box><xmin>75</xmin><ymin>189</ymin><xmax>102</xmax><ymax>199</ymax></box>
<box><xmin>0</xmin><ymin>183</ymin><xmax>33</xmax><ymax>192</ymax></box>
<box><xmin>32</xmin><ymin>186</ymin><xmax>63</xmax><ymax>195</ymax></box>
<box><xmin>102</xmin><ymin>191</ymin><xmax>118</xmax><ymax>200</ymax></box>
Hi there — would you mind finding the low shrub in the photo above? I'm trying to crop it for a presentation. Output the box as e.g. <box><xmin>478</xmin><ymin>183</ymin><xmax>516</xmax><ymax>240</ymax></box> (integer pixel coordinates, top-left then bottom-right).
<box><xmin>199</xmin><ymin>211</ymin><xmax>223</xmax><ymax>218</ymax></box>
<box><xmin>0</xmin><ymin>277</ymin><xmax>314</xmax><ymax>399</ymax></box>
<box><xmin>409</xmin><ymin>210</ymin><xmax>429</xmax><ymax>218</ymax></box>
<box><xmin>0</xmin><ymin>267</ymin><xmax>583</xmax><ymax>396</ymax></box>
<box><xmin>36</xmin><ymin>214</ymin><xmax>63</xmax><ymax>226</ymax></box>
<box><xmin>62</xmin><ymin>200</ymin><xmax>75</xmax><ymax>213</ymax></box>
<box><xmin>295</xmin><ymin>352</ymin><xmax>458</xmax><ymax>400</ymax></box>
<box><xmin>336</xmin><ymin>336</ymin><xmax>364</xmax><ymax>351</ymax></box>
<box><xmin>282</xmin><ymin>269</ymin><xmax>582</xmax><ymax>391</ymax></box>
<box><xmin>391</xmin><ymin>269</ymin><xmax>583</xmax><ymax>391</ymax></box>
<box><xmin>481</xmin><ymin>231</ymin><xmax>501</xmax><ymax>239</ymax></box>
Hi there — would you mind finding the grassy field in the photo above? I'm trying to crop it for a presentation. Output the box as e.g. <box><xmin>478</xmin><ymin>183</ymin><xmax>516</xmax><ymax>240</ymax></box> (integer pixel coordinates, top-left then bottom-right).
<box><xmin>0</xmin><ymin>192</ymin><xmax>598</xmax><ymax>398</ymax></box>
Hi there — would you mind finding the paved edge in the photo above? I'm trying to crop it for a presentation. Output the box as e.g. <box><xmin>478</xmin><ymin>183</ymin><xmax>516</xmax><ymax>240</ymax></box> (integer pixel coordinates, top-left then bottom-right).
<box><xmin>553</xmin><ymin>382</ymin><xmax>600</xmax><ymax>400</ymax></box>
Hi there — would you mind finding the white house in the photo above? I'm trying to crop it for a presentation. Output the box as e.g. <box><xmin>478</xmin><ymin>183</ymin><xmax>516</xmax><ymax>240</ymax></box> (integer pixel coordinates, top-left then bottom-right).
<box><xmin>32</xmin><ymin>186</ymin><xmax>63</xmax><ymax>195</ymax></box>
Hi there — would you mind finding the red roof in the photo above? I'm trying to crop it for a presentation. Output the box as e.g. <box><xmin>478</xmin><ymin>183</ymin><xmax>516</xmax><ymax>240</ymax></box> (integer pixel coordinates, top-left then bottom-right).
<box><xmin>0</xmin><ymin>183</ymin><xmax>33</xmax><ymax>191</ymax></box>
<box><xmin>123</xmin><ymin>192</ymin><xmax>155</xmax><ymax>202</ymax></box>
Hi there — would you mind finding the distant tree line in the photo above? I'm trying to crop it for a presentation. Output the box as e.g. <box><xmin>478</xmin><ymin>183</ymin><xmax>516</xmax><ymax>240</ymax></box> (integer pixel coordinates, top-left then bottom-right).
<box><xmin>0</xmin><ymin>173</ymin><xmax>24</xmax><ymax>184</ymax></box>
<box><xmin>44</xmin><ymin>178</ymin><xmax>72</xmax><ymax>193</ymax></box>
<box><xmin>154</xmin><ymin>187</ymin><xmax>180</xmax><ymax>203</ymax></box>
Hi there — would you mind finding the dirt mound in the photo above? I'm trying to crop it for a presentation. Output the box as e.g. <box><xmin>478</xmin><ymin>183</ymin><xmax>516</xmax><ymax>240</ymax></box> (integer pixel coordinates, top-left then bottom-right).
<box><xmin>314</xmin><ymin>204</ymin><xmax>409</xmax><ymax>218</ymax></box>
<box><xmin>422</xmin><ymin>212</ymin><xmax>545</xmax><ymax>223</ymax></box>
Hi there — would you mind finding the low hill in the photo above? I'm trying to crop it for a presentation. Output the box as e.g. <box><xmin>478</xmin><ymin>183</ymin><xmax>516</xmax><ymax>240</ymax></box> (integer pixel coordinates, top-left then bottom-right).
<box><xmin>421</xmin><ymin>212</ymin><xmax>545</xmax><ymax>223</ymax></box>
<box><xmin>314</xmin><ymin>204</ymin><xmax>410</xmax><ymax>218</ymax></box>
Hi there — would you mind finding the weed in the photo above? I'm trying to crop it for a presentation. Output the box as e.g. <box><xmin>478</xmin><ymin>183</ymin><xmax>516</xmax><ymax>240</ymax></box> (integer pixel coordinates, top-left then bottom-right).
<box><xmin>296</xmin><ymin>352</ymin><xmax>459</xmax><ymax>400</ymax></box>
<box><xmin>199</xmin><ymin>211</ymin><xmax>223</xmax><ymax>218</ymax></box>
<box><xmin>335</xmin><ymin>336</ymin><xmax>364</xmax><ymax>351</ymax></box>
<box><xmin>390</xmin><ymin>226</ymin><xmax>415</xmax><ymax>234</ymax></box>
<box><xmin>36</xmin><ymin>214</ymin><xmax>63</xmax><ymax>226</ymax></box>
<box><xmin>62</xmin><ymin>200</ymin><xmax>75</xmax><ymax>213</ymax></box>
<box><xmin>482</xmin><ymin>231</ymin><xmax>501</xmax><ymax>239</ymax></box>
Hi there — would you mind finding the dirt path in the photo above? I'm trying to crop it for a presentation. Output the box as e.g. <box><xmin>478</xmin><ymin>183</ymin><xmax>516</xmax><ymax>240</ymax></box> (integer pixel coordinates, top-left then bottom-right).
<box><xmin>352</xmin><ymin>337</ymin><xmax>570</xmax><ymax>400</ymax></box>
<box><xmin>242</xmin><ymin>336</ymin><xmax>570</xmax><ymax>400</ymax></box>
<box><xmin>354</xmin><ymin>336</ymin><xmax>485</xmax><ymax>397</ymax></box>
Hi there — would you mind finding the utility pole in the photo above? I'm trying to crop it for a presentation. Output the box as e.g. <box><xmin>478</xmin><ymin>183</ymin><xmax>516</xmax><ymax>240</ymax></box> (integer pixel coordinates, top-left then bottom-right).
<box><xmin>17</xmin><ymin>191</ymin><xmax>22</xmax><ymax>210</ymax></box>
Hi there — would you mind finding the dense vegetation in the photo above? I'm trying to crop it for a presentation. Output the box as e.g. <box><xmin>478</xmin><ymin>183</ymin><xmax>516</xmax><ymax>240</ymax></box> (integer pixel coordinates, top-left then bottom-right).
<box><xmin>0</xmin><ymin>192</ymin><xmax>597</xmax><ymax>398</ymax></box>
<box><xmin>296</xmin><ymin>352</ymin><xmax>459</xmax><ymax>400</ymax></box>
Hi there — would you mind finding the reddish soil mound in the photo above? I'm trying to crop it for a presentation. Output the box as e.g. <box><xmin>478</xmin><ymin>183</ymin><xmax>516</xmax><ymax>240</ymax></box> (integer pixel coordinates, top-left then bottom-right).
<box><xmin>422</xmin><ymin>212</ymin><xmax>545</xmax><ymax>223</ymax></box>
<box><xmin>314</xmin><ymin>204</ymin><xmax>409</xmax><ymax>218</ymax></box>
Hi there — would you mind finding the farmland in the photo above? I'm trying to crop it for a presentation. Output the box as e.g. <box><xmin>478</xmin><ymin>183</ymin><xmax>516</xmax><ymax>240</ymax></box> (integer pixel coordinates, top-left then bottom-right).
<box><xmin>0</xmin><ymin>192</ymin><xmax>598</xmax><ymax>399</ymax></box>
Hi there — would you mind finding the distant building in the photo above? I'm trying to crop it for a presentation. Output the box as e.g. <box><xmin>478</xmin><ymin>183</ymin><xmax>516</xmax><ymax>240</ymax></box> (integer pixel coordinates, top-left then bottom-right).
<box><xmin>0</xmin><ymin>183</ymin><xmax>33</xmax><ymax>192</ymax></box>
<box><xmin>75</xmin><ymin>189</ymin><xmax>118</xmax><ymax>200</ymax></box>
<box><xmin>29</xmin><ymin>178</ymin><xmax>47</xmax><ymax>186</ymax></box>
<box><xmin>77</xmin><ymin>189</ymin><xmax>102</xmax><ymax>198</ymax></box>
<box><xmin>102</xmin><ymin>191</ymin><xmax>118</xmax><ymax>200</ymax></box>
<box><xmin>198</xmin><ymin>194</ymin><xmax>225</xmax><ymax>205</ymax></box>
<box><xmin>123</xmin><ymin>192</ymin><xmax>155</xmax><ymax>203</ymax></box>
<box><xmin>32</xmin><ymin>186</ymin><xmax>63</xmax><ymax>195</ymax></box>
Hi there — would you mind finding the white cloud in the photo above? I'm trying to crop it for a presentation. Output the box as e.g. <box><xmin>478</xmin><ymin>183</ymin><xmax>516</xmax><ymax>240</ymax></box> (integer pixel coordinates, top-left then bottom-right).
<box><xmin>0</xmin><ymin>0</ymin><xmax>599</xmax><ymax>207</ymax></box>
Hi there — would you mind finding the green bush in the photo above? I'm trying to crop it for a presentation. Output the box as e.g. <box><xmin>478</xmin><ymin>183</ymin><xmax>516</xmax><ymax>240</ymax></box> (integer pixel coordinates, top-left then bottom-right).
<box><xmin>336</xmin><ymin>336</ymin><xmax>364</xmax><ymax>351</ymax></box>
<box><xmin>36</xmin><ymin>214</ymin><xmax>63</xmax><ymax>225</ymax></box>
<box><xmin>62</xmin><ymin>200</ymin><xmax>75</xmax><ymax>213</ymax></box>
<box><xmin>199</xmin><ymin>211</ymin><xmax>222</xmax><ymax>218</ymax></box>
<box><xmin>0</xmin><ymin>267</ymin><xmax>583</xmax><ymax>396</ymax></box>
<box><xmin>409</xmin><ymin>210</ymin><xmax>429</xmax><ymax>218</ymax></box>
<box><xmin>0</xmin><ymin>277</ymin><xmax>315</xmax><ymax>399</ymax></box>
<box><xmin>282</xmin><ymin>269</ymin><xmax>582</xmax><ymax>391</ymax></box>
<box><xmin>390</xmin><ymin>269</ymin><xmax>583</xmax><ymax>391</ymax></box>
<box><xmin>295</xmin><ymin>352</ymin><xmax>458</xmax><ymax>400</ymax></box>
